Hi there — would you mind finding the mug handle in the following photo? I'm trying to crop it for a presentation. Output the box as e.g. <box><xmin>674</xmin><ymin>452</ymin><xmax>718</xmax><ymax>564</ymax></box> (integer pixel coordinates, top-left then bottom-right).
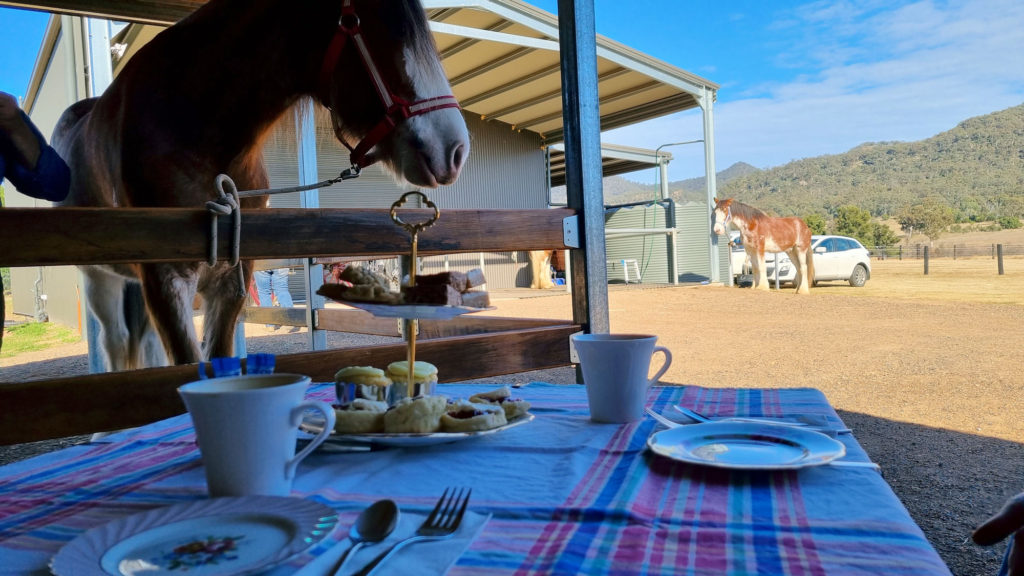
<box><xmin>286</xmin><ymin>400</ymin><xmax>336</xmax><ymax>479</ymax></box>
<box><xmin>647</xmin><ymin>346</ymin><xmax>672</xmax><ymax>387</ymax></box>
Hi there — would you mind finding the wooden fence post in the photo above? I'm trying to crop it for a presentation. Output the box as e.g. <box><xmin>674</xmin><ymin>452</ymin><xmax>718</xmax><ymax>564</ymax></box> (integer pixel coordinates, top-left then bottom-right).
<box><xmin>924</xmin><ymin>246</ymin><xmax>929</xmax><ymax>275</ymax></box>
<box><xmin>998</xmin><ymin>244</ymin><xmax>1004</xmax><ymax>275</ymax></box>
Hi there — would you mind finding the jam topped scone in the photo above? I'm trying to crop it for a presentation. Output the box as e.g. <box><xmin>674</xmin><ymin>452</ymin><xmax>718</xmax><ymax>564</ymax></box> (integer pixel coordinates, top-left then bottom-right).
<box><xmin>469</xmin><ymin>385</ymin><xmax>531</xmax><ymax>420</ymax></box>
<box><xmin>441</xmin><ymin>399</ymin><xmax>508</xmax><ymax>432</ymax></box>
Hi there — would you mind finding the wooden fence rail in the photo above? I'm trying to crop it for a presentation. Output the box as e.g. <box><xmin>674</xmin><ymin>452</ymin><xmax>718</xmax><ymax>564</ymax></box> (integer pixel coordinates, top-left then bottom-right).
<box><xmin>0</xmin><ymin>325</ymin><xmax>578</xmax><ymax>445</ymax></box>
<box><xmin>0</xmin><ymin>207</ymin><xmax>574</xmax><ymax>267</ymax></box>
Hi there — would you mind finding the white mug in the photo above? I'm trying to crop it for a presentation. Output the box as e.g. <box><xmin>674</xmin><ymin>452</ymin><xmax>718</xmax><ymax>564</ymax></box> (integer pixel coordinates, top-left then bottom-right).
<box><xmin>178</xmin><ymin>373</ymin><xmax>335</xmax><ymax>497</ymax></box>
<box><xmin>573</xmin><ymin>333</ymin><xmax>672</xmax><ymax>423</ymax></box>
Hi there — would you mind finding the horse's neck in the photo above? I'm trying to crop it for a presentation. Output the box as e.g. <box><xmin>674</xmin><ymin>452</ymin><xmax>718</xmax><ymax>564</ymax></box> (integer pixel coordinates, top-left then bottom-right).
<box><xmin>730</xmin><ymin>214</ymin><xmax>755</xmax><ymax>235</ymax></box>
<box><xmin>143</xmin><ymin>0</ymin><xmax>336</xmax><ymax>153</ymax></box>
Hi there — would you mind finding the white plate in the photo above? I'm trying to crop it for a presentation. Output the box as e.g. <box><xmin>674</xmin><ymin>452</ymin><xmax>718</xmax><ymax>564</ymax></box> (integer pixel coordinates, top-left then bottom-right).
<box><xmin>302</xmin><ymin>413</ymin><xmax>534</xmax><ymax>447</ymax></box>
<box><xmin>51</xmin><ymin>496</ymin><xmax>337</xmax><ymax>576</ymax></box>
<box><xmin>340</xmin><ymin>302</ymin><xmax>495</xmax><ymax>319</ymax></box>
<box><xmin>646</xmin><ymin>421</ymin><xmax>846</xmax><ymax>470</ymax></box>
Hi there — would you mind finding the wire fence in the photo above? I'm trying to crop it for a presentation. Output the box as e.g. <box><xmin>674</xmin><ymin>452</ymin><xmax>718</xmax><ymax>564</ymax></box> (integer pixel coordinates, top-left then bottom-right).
<box><xmin>869</xmin><ymin>243</ymin><xmax>1024</xmax><ymax>260</ymax></box>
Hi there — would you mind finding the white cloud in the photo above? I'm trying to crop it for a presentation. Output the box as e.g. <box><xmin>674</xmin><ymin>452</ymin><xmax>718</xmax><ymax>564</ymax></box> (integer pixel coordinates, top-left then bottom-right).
<box><xmin>605</xmin><ymin>0</ymin><xmax>1024</xmax><ymax>183</ymax></box>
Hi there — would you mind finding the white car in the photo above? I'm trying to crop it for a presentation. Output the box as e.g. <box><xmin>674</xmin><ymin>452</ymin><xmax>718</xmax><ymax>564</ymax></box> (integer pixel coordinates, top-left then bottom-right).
<box><xmin>765</xmin><ymin>235</ymin><xmax>872</xmax><ymax>287</ymax></box>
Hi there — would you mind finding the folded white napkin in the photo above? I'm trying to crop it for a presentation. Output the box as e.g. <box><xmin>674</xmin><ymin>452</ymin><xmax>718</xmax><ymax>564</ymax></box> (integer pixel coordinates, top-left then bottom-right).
<box><xmin>294</xmin><ymin>510</ymin><xmax>490</xmax><ymax>576</ymax></box>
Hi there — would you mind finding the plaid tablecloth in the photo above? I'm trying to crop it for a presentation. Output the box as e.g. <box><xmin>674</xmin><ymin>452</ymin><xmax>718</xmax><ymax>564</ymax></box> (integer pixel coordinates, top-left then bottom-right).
<box><xmin>0</xmin><ymin>383</ymin><xmax>951</xmax><ymax>575</ymax></box>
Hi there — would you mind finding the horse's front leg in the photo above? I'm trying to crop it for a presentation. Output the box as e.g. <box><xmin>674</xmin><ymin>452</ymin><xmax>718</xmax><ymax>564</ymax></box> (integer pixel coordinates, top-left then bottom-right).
<box><xmin>198</xmin><ymin>261</ymin><xmax>253</xmax><ymax>359</ymax></box>
<box><xmin>81</xmin><ymin>267</ymin><xmax>130</xmax><ymax>372</ymax></box>
<box><xmin>138</xmin><ymin>263</ymin><xmax>202</xmax><ymax>365</ymax></box>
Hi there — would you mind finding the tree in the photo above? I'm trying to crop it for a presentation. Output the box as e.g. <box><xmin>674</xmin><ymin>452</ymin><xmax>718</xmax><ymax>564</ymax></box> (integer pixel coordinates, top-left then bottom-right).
<box><xmin>900</xmin><ymin>199</ymin><xmax>954</xmax><ymax>242</ymax></box>
<box><xmin>834</xmin><ymin>205</ymin><xmax>873</xmax><ymax>244</ymax></box>
<box><xmin>868</xmin><ymin>222</ymin><xmax>900</xmax><ymax>246</ymax></box>
<box><xmin>804</xmin><ymin>213</ymin><xmax>827</xmax><ymax>235</ymax></box>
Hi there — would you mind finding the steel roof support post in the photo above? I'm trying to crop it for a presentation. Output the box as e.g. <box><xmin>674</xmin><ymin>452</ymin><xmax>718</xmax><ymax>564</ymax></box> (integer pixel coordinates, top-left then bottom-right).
<box><xmin>557</xmin><ymin>0</ymin><xmax>608</xmax><ymax>385</ymax></box>
<box><xmin>659</xmin><ymin>160</ymin><xmax>679</xmax><ymax>285</ymax></box>
<box><xmin>296</xmin><ymin>100</ymin><xmax>327</xmax><ymax>351</ymax></box>
<box><xmin>700</xmin><ymin>86</ymin><xmax>721</xmax><ymax>283</ymax></box>
<box><xmin>82</xmin><ymin>15</ymin><xmax>114</xmax><ymax>374</ymax></box>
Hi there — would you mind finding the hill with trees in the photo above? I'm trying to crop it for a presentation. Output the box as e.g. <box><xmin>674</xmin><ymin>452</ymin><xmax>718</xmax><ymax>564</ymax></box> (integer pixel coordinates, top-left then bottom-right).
<box><xmin>555</xmin><ymin>103</ymin><xmax>1024</xmax><ymax>246</ymax></box>
<box><xmin>718</xmin><ymin>102</ymin><xmax>1024</xmax><ymax>229</ymax></box>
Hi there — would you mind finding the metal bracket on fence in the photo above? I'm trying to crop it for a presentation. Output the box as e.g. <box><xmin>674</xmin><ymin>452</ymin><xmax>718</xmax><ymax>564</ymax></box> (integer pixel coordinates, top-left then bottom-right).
<box><xmin>563</xmin><ymin>215</ymin><xmax>580</xmax><ymax>248</ymax></box>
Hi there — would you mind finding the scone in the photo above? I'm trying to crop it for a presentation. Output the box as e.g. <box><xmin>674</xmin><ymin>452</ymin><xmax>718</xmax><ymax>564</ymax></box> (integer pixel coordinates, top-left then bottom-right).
<box><xmin>383</xmin><ymin>395</ymin><xmax>448</xmax><ymax>433</ymax></box>
<box><xmin>339</xmin><ymin>265</ymin><xmax>390</xmax><ymax>288</ymax></box>
<box><xmin>334</xmin><ymin>399</ymin><xmax>388</xmax><ymax>434</ymax></box>
<box><xmin>441</xmin><ymin>399</ymin><xmax>507</xmax><ymax>432</ymax></box>
<box><xmin>385</xmin><ymin>360</ymin><xmax>439</xmax><ymax>385</ymax></box>
<box><xmin>335</xmin><ymin>365</ymin><xmax>392</xmax><ymax>404</ymax></box>
<box><xmin>469</xmin><ymin>386</ymin><xmax>531</xmax><ymax>420</ymax></box>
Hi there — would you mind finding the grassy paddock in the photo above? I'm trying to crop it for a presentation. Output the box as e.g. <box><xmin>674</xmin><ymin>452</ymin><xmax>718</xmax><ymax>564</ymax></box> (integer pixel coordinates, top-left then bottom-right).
<box><xmin>1</xmin><ymin>319</ymin><xmax>79</xmax><ymax>358</ymax></box>
<box><xmin>805</xmin><ymin>256</ymin><xmax>1024</xmax><ymax>306</ymax></box>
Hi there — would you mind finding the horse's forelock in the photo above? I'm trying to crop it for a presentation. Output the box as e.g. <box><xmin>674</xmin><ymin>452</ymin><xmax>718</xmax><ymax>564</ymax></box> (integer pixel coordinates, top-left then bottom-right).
<box><xmin>397</xmin><ymin>0</ymin><xmax>446</xmax><ymax>86</ymax></box>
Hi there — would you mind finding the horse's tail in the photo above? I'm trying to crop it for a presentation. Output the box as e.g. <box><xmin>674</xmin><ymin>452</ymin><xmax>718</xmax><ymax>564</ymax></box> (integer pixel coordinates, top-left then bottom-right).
<box><xmin>805</xmin><ymin>242</ymin><xmax>816</xmax><ymax>287</ymax></box>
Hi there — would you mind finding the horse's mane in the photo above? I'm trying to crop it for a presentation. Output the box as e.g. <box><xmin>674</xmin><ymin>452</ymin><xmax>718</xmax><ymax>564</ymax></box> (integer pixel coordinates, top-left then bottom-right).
<box><xmin>727</xmin><ymin>200</ymin><xmax>769</xmax><ymax>221</ymax></box>
<box><xmin>397</xmin><ymin>0</ymin><xmax>441</xmax><ymax>70</ymax></box>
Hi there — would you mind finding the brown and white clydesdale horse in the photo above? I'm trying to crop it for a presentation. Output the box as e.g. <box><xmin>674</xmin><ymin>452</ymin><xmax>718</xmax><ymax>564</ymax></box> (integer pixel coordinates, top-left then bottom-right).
<box><xmin>53</xmin><ymin>0</ymin><xmax>469</xmax><ymax>371</ymax></box>
<box><xmin>712</xmin><ymin>198</ymin><xmax>814</xmax><ymax>294</ymax></box>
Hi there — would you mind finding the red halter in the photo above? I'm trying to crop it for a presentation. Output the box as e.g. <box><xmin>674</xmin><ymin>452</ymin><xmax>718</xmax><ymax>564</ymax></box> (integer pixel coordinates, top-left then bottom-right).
<box><xmin>318</xmin><ymin>0</ymin><xmax>461</xmax><ymax>169</ymax></box>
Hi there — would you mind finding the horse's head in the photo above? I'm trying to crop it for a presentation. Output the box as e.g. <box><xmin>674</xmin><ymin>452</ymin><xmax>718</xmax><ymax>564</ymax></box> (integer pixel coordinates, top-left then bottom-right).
<box><xmin>318</xmin><ymin>0</ymin><xmax>469</xmax><ymax>187</ymax></box>
<box><xmin>712</xmin><ymin>197</ymin><xmax>734</xmax><ymax>236</ymax></box>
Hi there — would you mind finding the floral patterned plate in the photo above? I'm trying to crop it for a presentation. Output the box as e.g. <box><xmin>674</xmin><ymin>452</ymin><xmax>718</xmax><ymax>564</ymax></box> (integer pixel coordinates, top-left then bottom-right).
<box><xmin>51</xmin><ymin>496</ymin><xmax>337</xmax><ymax>576</ymax></box>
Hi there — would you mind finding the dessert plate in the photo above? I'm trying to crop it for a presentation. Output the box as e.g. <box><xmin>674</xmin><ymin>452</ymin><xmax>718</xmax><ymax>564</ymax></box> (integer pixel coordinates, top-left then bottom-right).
<box><xmin>51</xmin><ymin>496</ymin><xmax>337</xmax><ymax>576</ymax></box>
<box><xmin>646</xmin><ymin>421</ymin><xmax>846</xmax><ymax>470</ymax></box>
<box><xmin>301</xmin><ymin>413</ymin><xmax>534</xmax><ymax>447</ymax></box>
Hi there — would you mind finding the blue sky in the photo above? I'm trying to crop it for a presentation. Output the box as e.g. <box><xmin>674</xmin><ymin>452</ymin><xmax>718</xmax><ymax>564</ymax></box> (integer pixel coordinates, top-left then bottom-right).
<box><xmin>2</xmin><ymin>0</ymin><xmax>1024</xmax><ymax>183</ymax></box>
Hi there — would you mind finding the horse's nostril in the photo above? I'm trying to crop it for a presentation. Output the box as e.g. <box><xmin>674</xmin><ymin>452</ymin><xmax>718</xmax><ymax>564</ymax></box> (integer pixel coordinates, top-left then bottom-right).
<box><xmin>449</xmin><ymin>143</ymin><xmax>466</xmax><ymax>173</ymax></box>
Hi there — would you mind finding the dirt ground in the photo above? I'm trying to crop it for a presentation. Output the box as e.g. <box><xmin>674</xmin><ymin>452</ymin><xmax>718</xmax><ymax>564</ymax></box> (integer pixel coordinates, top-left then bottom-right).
<box><xmin>3</xmin><ymin>275</ymin><xmax>1023</xmax><ymax>575</ymax></box>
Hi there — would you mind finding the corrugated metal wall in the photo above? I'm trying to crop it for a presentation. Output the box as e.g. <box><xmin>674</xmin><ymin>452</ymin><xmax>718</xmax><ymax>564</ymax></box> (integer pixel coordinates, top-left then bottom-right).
<box><xmin>603</xmin><ymin>201</ymin><xmax>717</xmax><ymax>284</ymax></box>
<box><xmin>259</xmin><ymin>109</ymin><xmax>548</xmax><ymax>290</ymax></box>
<box><xmin>605</xmin><ymin>204</ymin><xmax>670</xmax><ymax>284</ymax></box>
<box><xmin>675</xmin><ymin>202</ymin><xmax>718</xmax><ymax>283</ymax></box>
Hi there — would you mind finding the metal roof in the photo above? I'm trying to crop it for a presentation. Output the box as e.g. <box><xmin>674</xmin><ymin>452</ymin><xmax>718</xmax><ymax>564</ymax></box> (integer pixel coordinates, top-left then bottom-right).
<box><xmin>548</xmin><ymin>143</ymin><xmax>669</xmax><ymax>188</ymax></box>
<box><xmin>4</xmin><ymin>0</ymin><xmax>718</xmax><ymax>147</ymax></box>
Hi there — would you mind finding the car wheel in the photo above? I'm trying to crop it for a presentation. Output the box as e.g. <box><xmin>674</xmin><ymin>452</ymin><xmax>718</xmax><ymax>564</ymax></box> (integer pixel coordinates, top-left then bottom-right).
<box><xmin>849</xmin><ymin>264</ymin><xmax>868</xmax><ymax>287</ymax></box>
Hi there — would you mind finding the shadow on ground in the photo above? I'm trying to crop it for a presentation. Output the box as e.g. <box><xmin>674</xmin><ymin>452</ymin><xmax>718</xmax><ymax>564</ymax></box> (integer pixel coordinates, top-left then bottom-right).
<box><xmin>838</xmin><ymin>409</ymin><xmax>1022</xmax><ymax>576</ymax></box>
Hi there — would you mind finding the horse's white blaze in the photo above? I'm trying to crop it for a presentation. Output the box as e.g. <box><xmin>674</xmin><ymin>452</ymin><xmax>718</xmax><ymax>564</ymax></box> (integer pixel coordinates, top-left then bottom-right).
<box><xmin>387</xmin><ymin>46</ymin><xmax>469</xmax><ymax>186</ymax></box>
<box><xmin>405</xmin><ymin>46</ymin><xmax>450</xmax><ymax>98</ymax></box>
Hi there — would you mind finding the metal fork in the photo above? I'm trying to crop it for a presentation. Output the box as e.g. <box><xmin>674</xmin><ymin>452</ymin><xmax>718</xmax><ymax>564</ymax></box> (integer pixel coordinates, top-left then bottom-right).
<box><xmin>646</xmin><ymin>407</ymin><xmax>851</xmax><ymax>437</ymax></box>
<box><xmin>354</xmin><ymin>487</ymin><xmax>472</xmax><ymax>576</ymax></box>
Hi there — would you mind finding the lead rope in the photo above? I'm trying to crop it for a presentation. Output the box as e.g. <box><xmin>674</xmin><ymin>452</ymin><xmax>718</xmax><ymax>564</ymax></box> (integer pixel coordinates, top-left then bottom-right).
<box><xmin>234</xmin><ymin>165</ymin><xmax>361</xmax><ymax>198</ymax></box>
<box><xmin>205</xmin><ymin>167</ymin><xmax>362</xmax><ymax>297</ymax></box>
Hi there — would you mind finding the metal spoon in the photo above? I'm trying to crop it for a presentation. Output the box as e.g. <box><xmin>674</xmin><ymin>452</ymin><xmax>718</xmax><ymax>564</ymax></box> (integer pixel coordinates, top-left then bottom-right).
<box><xmin>332</xmin><ymin>499</ymin><xmax>400</xmax><ymax>576</ymax></box>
